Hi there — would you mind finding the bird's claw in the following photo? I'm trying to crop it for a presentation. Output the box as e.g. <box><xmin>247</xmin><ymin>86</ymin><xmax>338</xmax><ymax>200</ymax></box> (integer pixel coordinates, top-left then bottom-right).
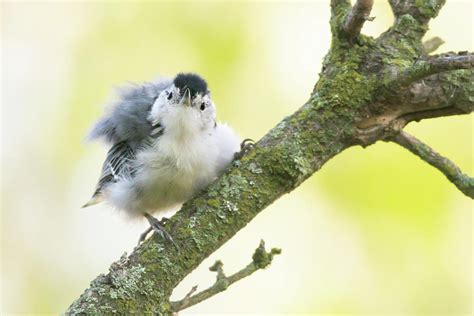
<box><xmin>234</xmin><ymin>138</ymin><xmax>255</xmax><ymax>159</ymax></box>
<box><xmin>138</xmin><ymin>214</ymin><xmax>178</xmax><ymax>249</ymax></box>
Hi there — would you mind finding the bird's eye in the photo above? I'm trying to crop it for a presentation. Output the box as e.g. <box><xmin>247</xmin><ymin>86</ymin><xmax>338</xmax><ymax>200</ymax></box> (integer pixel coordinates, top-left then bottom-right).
<box><xmin>167</xmin><ymin>92</ymin><xmax>173</xmax><ymax>100</ymax></box>
<box><xmin>200</xmin><ymin>102</ymin><xmax>206</xmax><ymax>111</ymax></box>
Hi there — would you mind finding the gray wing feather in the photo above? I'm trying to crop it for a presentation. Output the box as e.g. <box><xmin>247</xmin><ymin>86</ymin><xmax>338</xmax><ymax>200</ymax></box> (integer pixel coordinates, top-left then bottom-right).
<box><xmin>84</xmin><ymin>79</ymin><xmax>170</xmax><ymax>206</ymax></box>
<box><xmin>91</xmin><ymin>141</ymin><xmax>134</xmax><ymax>198</ymax></box>
<box><xmin>87</xmin><ymin>79</ymin><xmax>172</xmax><ymax>144</ymax></box>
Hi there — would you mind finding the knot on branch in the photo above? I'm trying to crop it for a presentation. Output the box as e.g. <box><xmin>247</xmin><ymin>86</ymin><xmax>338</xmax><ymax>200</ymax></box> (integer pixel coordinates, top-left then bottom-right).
<box><xmin>252</xmin><ymin>240</ymin><xmax>282</xmax><ymax>269</ymax></box>
<box><xmin>209</xmin><ymin>260</ymin><xmax>229</xmax><ymax>291</ymax></box>
<box><xmin>355</xmin><ymin>117</ymin><xmax>406</xmax><ymax>147</ymax></box>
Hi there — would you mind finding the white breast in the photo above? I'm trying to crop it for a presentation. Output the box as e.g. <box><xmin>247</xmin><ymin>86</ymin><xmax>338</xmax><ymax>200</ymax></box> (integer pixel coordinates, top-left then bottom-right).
<box><xmin>105</xmin><ymin>123</ymin><xmax>240</xmax><ymax>219</ymax></box>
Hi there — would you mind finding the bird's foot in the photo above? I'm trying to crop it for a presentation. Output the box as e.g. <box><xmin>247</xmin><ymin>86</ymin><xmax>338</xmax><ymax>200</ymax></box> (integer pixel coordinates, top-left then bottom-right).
<box><xmin>137</xmin><ymin>214</ymin><xmax>177</xmax><ymax>248</ymax></box>
<box><xmin>234</xmin><ymin>138</ymin><xmax>255</xmax><ymax>159</ymax></box>
<box><xmin>137</xmin><ymin>226</ymin><xmax>153</xmax><ymax>245</ymax></box>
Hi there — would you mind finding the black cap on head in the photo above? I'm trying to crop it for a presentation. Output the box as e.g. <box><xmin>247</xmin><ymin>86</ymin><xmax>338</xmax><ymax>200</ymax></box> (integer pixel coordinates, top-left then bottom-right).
<box><xmin>173</xmin><ymin>73</ymin><xmax>208</xmax><ymax>98</ymax></box>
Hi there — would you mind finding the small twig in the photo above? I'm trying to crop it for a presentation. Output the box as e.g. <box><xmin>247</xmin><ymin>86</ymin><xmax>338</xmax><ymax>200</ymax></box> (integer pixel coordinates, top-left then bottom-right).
<box><xmin>396</xmin><ymin>52</ymin><xmax>474</xmax><ymax>86</ymax></box>
<box><xmin>423</xmin><ymin>37</ymin><xmax>445</xmax><ymax>54</ymax></box>
<box><xmin>170</xmin><ymin>240</ymin><xmax>281</xmax><ymax>312</ymax></box>
<box><xmin>391</xmin><ymin>131</ymin><xmax>474</xmax><ymax>199</ymax></box>
<box><xmin>343</xmin><ymin>0</ymin><xmax>374</xmax><ymax>41</ymax></box>
<box><xmin>171</xmin><ymin>285</ymin><xmax>198</xmax><ymax>311</ymax></box>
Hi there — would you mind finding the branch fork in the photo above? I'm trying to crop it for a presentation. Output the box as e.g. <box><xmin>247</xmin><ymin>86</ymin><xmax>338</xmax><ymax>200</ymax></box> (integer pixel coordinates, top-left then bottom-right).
<box><xmin>343</xmin><ymin>0</ymin><xmax>375</xmax><ymax>41</ymax></box>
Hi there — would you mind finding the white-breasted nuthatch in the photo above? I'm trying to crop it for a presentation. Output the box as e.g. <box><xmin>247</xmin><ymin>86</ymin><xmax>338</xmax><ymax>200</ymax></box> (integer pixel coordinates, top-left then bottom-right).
<box><xmin>84</xmin><ymin>73</ymin><xmax>245</xmax><ymax>244</ymax></box>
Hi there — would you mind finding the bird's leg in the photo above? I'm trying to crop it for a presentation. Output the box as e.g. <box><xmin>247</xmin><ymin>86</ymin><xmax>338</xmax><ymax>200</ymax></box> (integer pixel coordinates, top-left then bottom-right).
<box><xmin>137</xmin><ymin>226</ymin><xmax>153</xmax><ymax>245</ymax></box>
<box><xmin>159</xmin><ymin>216</ymin><xmax>169</xmax><ymax>225</ymax></box>
<box><xmin>138</xmin><ymin>213</ymin><xmax>177</xmax><ymax>248</ymax></box>
<box><xmin>234</xmin><ymin>138</ymin><xmax>255</xmax><ymax>159</ymax></box>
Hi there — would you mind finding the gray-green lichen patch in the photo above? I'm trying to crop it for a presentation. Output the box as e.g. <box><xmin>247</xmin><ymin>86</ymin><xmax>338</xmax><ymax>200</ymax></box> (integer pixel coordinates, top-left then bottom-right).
<box><xmin>223</xmin><ymin>200</ymin><xmax>239</xmax><ymax>213</ymax></box>
<box><xmin>393</xmin><ymin>14</ymin><xmax>427</xmax><ymax>40</ymax></box>
<box><xmin>109</xmin><ymin>264</ymin><xmax>154</xmax><ymax>299</ymax></box>
<box><xmin>414</xmin><ymin>0</ymin><xmax>445</xmax><ymax>18</ymax></box>
<box><xmin>248</xmin><ymin>162</ymin><xmax>263</xmax><ymax>174</ymax></box>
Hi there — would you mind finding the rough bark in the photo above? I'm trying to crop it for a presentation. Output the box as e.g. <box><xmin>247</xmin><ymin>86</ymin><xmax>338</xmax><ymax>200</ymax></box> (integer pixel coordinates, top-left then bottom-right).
<box><xmin>66</xmin><ymin>0</ymin><xmax>473</xmax><ymax>314</ymax></box>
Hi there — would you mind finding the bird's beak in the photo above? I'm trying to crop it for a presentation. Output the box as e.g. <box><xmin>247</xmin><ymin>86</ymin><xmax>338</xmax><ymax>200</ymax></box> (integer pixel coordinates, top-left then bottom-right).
<box><xmin>179</xmin><ymin>88</ymin><xmax>192</xmax><ymax>107</ymax></box>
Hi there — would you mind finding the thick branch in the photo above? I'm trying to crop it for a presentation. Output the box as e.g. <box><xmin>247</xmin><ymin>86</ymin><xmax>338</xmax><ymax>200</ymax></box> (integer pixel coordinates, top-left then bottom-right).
<box><xmin>171</xmin><ymin>240</ymin><xmax>281</xmax><ymax>312</ymax></box>
<box><xmin>423</xmin><ymin>37</ymin><xmax>445</xmax><ymax>54</ymax></box>
<box><xmin>391</xmin><ymin>131</ymin><xmax>474</xmax><ymax>199</ymax></box>
<box><xmin>343</xmin><ymin>0</ymin><xmax>374</xmax><ymax>41</ymax></box>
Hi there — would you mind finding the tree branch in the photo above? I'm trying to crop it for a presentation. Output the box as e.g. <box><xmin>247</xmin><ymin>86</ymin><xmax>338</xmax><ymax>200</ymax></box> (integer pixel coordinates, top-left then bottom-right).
<box><xmin>357</xmin><ymin>69</ymin><xmax>474</xmax><ymax>133</ymax></box>
<box><xmin>330</xmin><ymin>0</ymin><xmax>350</xmax><ymax>17</ymax></box>
<box><xmin>170</xmin><ymin>240</ymin><xmax>281</xmax><ymax>312</ymax></box>
<box><xmin>396</xmin><ymin>107</ymin><xmax>468</xmax><ymax>126</ymax></box>
<box><xmin>397</xmin><ymin>53</ymin><xmax>474</xmax><ymax>85</ymax></box>
<box><xmin>391</xmin><ymin>131</ymin><xmax>474</xmax><ymax>199</ymax></box>
<box><xmin>423</xmin><ymin>37</ymin><xmax>445</xmax><ymax>54</ymax></box>
<box><xmin>343</xmin><ymin>0</ymin><xmax>374</xmax><ymax>41</ymax></box>
<box><xmin>386</xmin><ymin>0</ymin><xmax>446</xmax><ymax>40</ymax></box>
<box><xmin>389</xmin><ymin>0</ymin><xmax>446</xmax><ymax>24</ymax></box>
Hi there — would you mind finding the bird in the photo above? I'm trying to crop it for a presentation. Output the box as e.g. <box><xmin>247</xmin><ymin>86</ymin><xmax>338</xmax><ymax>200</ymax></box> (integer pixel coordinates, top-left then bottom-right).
<box><xmin>83</xmin><ymin>73</ymin><xmax>245</xmax><ymax>245</ymax></box>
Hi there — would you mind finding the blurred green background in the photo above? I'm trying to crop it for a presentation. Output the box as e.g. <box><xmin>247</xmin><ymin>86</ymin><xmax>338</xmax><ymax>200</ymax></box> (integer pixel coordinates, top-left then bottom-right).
<box><xmin>1</xmin><ymin>1</ymin><xmax>472</xmax><ymax>314</ymax></box>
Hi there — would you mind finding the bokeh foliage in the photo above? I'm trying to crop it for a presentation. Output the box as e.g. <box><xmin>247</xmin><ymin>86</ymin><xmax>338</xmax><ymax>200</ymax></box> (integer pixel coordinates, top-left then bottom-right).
<box><xmin>2</xmin><ymin>1</ymin><xmax>471</xmax><ymax>314</ymax></box>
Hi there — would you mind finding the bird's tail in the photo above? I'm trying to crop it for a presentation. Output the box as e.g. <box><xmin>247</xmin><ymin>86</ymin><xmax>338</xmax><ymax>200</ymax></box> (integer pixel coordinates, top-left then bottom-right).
<box><xmin>82</xmin><ymin>194</ymin><xmax>104</xmax><ymax>208</ymax></box>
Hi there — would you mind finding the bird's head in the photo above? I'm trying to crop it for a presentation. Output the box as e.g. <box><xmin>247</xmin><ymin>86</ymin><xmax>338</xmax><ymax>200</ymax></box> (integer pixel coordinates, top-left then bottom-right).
<box><xmin>149</xmin><ymin>73</ymin><xmax>217</xmax><ymax>136</ymax></box>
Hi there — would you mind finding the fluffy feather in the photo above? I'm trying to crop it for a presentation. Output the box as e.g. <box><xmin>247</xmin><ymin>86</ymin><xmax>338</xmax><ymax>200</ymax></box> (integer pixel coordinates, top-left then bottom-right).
<box><xmin>87</xmin><ymin>79</ymin><xmax>172</xmax><ymax>145</ymax></box>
